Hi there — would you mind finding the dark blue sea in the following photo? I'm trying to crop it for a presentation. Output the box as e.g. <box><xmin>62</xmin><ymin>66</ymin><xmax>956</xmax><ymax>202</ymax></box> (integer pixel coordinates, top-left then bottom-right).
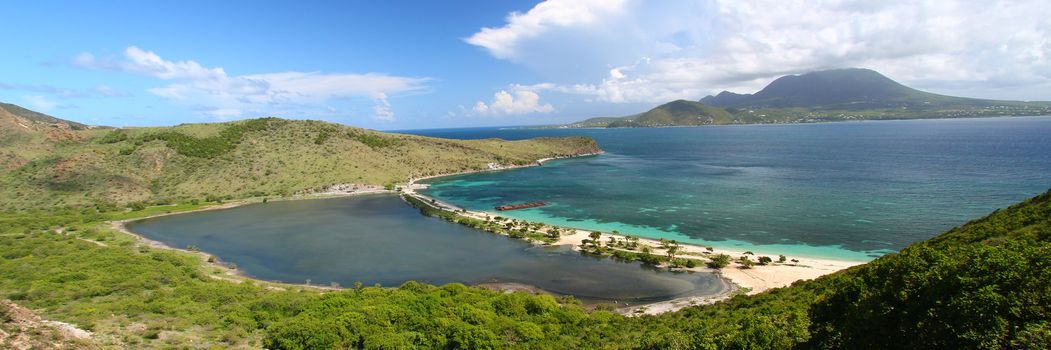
<box><xmin>397</xmin><ymin>116</ymin><xmax>1051</xmax><ymax>261</ymax></box>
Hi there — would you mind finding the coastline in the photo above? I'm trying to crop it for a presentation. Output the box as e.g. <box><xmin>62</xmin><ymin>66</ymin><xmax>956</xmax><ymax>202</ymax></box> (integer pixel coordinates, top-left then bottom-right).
<box><xmin>108</xmin><ymin>189</ymin><xmax>397</xmax><ymax>291</ymax></box>
<box><xmin>401</xmin><ymin>152</ymin><xmax>865</xmax><ymax>314</ymax></box>
<box><xmin>105</xmin><ymin>153</ymin><xmax>603</xmax><ymax>293</ymax></box>
<box><xmin>534</xmin><ymin>114</ymin><xmax>1051</xmax><ymax>130</ymax></box>
<box><xmin>109</xmin><ymin>150</ymin><xmax>861</xmax><ymax>315</ymax></box>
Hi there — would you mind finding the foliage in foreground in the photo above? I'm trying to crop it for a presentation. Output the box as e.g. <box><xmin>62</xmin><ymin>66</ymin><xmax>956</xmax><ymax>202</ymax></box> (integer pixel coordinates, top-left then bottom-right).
<box><xmin>0</xmin><ymin>189</ymin><xmax>1047</xmax><ymax>348</ymax></box>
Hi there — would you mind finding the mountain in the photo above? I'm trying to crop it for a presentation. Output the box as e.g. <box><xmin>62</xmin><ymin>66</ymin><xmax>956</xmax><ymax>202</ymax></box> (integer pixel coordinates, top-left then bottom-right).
<box><xmin>0</xmin><ymin>105</ymin><xmax>600</xmax><ymax>209</ymax></box>
<box><xmin>700</xmin><ymin>68</ymin><xmax>939</xmax><ymax>108</ymax></box>
<box><xmin>563</xmin><ymin>68</ymin><xmax>1051</xmax><ymax>128</ymax></box>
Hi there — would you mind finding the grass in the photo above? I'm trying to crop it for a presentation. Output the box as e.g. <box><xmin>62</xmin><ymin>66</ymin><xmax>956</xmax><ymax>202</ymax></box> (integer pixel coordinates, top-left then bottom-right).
<box><xmin>0</xmin><ymin>118</ymin><xmax>600</xmax><ymax>210</ymax></box>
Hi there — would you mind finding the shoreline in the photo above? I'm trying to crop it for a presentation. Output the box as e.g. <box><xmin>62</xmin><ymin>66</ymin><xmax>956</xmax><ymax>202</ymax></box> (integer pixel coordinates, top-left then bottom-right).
<box><xmin>108</xmin><ymin>189</ymin><xmax>398</xmax><ymax>292</ymax></box>
<box><xmin>406</xmin><ymin>151</ymin><xmax>605</xmax><ymax>185</ymax></box>
<box><xmin>529</xmin><ymin>113</ymin><xmax>1051</xmax><ymax>130</ymax></box>
<box><xmin>401</xmin><ymin>153</ymin><xmax>864</xmax><ymax>314</ymax></box>
<box><xmin>401</xmin><ymin>186</ymin><xmax>862</xmax><ymax>314</ymax></box>
<box><xmin>109</xmin><ymin>151</ymin><xmax>861</xmax><ymax>315</ymax></box>
<box><xmin>104</xmin><ymin>153</ymin><xmax>604</xmax><ymax>293</ymax></box>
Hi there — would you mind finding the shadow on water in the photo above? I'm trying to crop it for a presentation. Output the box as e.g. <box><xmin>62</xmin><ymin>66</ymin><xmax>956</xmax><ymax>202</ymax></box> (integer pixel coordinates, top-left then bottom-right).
<box><xmin>127</xmin><ymin>195</ymin><xmax>726</xmax><ymax>304</ymax></box>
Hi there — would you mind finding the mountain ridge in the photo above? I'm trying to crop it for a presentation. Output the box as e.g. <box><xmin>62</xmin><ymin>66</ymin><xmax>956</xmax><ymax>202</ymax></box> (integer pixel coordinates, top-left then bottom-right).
<box><xmin>0</xmin><ymin>104</ymin><xmax>600</xmax><ymax>209</ymax></box>
<box><xmin>563</xmin><ymin>68</ymin><xmax>1051</xmax><ymax>128</ymax></box>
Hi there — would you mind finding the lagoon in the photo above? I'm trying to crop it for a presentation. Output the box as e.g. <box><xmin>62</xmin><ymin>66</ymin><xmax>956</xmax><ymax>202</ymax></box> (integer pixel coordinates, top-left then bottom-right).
<box><xmin>127</xmin><ymin>195</ymin><xmax>726</xmax><ymax>303</ymax></box>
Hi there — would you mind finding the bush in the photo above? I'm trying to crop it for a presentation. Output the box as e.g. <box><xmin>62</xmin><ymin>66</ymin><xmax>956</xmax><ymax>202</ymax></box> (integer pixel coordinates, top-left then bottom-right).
<box><xmin>707</xmin><ymin>254</ymin><xmax>731</xmax><ymax>269</ymax></box>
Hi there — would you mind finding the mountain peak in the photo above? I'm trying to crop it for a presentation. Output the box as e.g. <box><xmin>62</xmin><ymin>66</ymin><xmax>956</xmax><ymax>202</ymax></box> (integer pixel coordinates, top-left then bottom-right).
<box><xmin>702</xmin><ymin>68</ymin><xmax>926</xmax><ymax>108</ymax></box>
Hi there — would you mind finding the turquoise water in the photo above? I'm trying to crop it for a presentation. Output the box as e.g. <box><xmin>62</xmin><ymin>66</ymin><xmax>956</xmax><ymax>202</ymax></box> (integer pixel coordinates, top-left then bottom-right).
<box><xmin>405</xmin><ymin>117</ymin><xmax>1051</xmax><ymax>261</ymax></box>
<box><xmin>128</xmin><ymin>195</ymin><xmax>726</xmax><ymax>302</ymax></box>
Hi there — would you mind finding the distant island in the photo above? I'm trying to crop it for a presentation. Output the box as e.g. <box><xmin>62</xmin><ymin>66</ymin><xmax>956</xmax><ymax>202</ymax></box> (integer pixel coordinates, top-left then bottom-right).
<box><xmin>559</xmin><ymin>68</ymin><xmax>1051</xmax><ymax>128</ymax></box>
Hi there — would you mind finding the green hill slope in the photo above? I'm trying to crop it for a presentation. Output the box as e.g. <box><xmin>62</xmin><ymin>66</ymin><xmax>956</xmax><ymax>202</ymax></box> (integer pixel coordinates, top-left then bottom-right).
<box><xmin>605</xmin><ymin>100</ymin><xmax>736</xmax><ymax>127</ymax></box>
<box><xmin>1</xmin><ymin>185</ymin><xmax>1044</xmax><ymax>348</ymax></box>
<box><xmin>0</xmin><ymin>114</ymin><xmax>600</xmax><ymax>209</ymax></box>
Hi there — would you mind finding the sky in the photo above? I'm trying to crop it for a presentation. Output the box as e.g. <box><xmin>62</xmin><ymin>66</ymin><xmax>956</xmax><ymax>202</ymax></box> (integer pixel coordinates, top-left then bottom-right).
<box><xmin>1</xmin><ymin>0</ymin><xmax>1049</xmax><ymax>130</ymax></box>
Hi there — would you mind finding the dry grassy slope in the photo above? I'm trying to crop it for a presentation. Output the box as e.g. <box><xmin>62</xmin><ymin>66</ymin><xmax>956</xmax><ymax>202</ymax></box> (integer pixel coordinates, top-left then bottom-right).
<box><xmin>0</xmin><ymin>118</ymin><xmax>600</xmax><ymax>209</ymax></box>
<box><xmin>0</xmin><ymin>300</ymin><xmax>99</xmax><ymax>350</ymax></box>
<box><xmin>0</xmin><ymin>107</ymin><xmax>84</xmax><ymax>171</ymax></box>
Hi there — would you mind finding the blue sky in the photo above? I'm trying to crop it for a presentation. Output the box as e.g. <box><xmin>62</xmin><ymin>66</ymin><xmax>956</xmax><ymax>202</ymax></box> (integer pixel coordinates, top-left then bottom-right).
<box><xmin>2</xmin><ymin>1</ymin><xmax>1049</xmax><ymax>130</ymax></box>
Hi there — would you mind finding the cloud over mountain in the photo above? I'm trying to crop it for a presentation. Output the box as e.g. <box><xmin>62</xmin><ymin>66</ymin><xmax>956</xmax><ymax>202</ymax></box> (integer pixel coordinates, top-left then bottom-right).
<box><xmin>469</xmin><ymin>0</ymin><xmax>1051</xmax><ymax>102</ymax></box>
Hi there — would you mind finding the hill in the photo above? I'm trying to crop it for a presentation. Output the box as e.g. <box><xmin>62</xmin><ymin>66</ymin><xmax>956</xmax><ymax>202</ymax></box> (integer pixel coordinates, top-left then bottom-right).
<box><xmin>0</xmin><ymin>106</ymin><xmax>600</xmax><ymax>209</ymax></box>
<box><xmin>0</xmin><ymin>103</ymin><xmax>1048</xmax><ymax>348</ymax></box>
<box><xmin>0</xmin><ymin>102</ymin><xmax>88</xmax><ymax>130</ymax></box>
<box><xmin>0</xmin><ymin>183</ymin><xmax>1046</xmax><ymax>348</ymax></box>
<box><xmin>604</xmin><ymin>100</ymin><xmax>735</xmax><ymax>127</ymax></box>
<box><xmin>563</xmin><ymin>68</ymin><xmax>1051</xmax><ymax>128</ymax></box>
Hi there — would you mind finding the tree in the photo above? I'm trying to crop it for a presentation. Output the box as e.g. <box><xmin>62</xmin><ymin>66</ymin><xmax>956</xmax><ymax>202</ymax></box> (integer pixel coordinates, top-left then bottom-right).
<box><xmin>778</xmin><ymin>255</ymin><xmax>787</xmax><ymax>263</ymax></box>
<box><xmin>666</xmin><ymin>245</ymin><xmax>679</xmax><ymax>260</ymax></box>
<box><xmin>707</xmin><ymin>254</ymin><xmax>732</xmax><ymax>269</ymax></box>
<box><xmin>738</xmin><ymin>256</ymin><xmax>755</xmax><ymax>269</ymax></box>
<box><xmin>588</xmin><ymin>231</ymin><xmax>602</xmax><ymax>248</ymax></box>
<box><xmin>758</xmin><ymin>256</ymin><xmax>773</xmax><ymax>265</ymax></box>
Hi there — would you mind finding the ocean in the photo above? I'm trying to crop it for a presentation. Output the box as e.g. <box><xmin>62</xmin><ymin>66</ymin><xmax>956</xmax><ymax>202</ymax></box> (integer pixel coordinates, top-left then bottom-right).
<box><xmin>400</xmin><ymin>116</ymin><xmax>1051</xmax><ymax>261</ymax></box>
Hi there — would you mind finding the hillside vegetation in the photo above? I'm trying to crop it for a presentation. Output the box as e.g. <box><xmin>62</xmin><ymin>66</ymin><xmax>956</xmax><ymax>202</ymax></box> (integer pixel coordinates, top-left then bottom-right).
<box><xmin>0</xmin><ymin>103</ymin><xmax>1047</xmax><ymax>348</ymax></box>
<box><xmin>0</xmin><ymin>112</ymin><xmax>600</xmax><ymax>209</ymax></box>
<box><xmin>0</xmin><ymin>186</ymin><xmax>1045</xmax><ymax>348</ymax></box>
<box><xmin>565</xmin><ymin>68</ymin><xmax>1051</xmax><ymax>128</ymax></box>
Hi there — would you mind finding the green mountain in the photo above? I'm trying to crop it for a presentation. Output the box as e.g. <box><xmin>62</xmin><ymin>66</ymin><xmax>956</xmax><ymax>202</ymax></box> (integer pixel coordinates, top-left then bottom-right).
<box><xmin>700</xmin><ymin>68</ymin><xmax>944</xmax><ymax>108</ymax></box>
<box><xmin>0</xmin><ymin>105</ymin><xmax>600</xmax><ymax>210</ymax></box>
<box><xmin>606</xmin><ymin>100</ymin><xmax>734</xmax><ymax>127</ymax></box>
<box><xmin>564</xmin><ymin>68</ymin><xmax>1051</xmax><ymax>128</ymax></box>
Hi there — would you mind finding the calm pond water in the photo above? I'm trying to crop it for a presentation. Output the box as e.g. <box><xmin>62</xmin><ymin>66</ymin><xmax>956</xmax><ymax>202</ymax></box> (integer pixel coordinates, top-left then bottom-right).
<box><xmin>404</xmin><ymin>116</ymin><xmax>1051</xmax><ymax>261</ymax></box>
<box><xmin>127</xmin><ymin>195</ymin><xmax>726</xmax><ymax>303</ymax></box>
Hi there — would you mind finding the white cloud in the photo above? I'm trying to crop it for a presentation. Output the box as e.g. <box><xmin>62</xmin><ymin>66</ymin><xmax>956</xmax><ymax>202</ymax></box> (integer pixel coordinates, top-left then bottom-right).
<box><xmin>75</xmin><ymin>47</ymin><xmax>429</xmax><ymax>120</ymax></box>
<box><xmin>22</xmin><ymin>95</ymin><xmax>57</xmax><ymax>111</ymax></box>
<box><xmin>468</xmin><ymin>0</ymin><xmax>1051</xmax><ymax>101</ymax></box>
<box><xmin>372</xmin><ymin>93</ymin><xmax>395</xmax><ymax>121</ymax></box>
<box><xmin>473</xmin><ymin>88</ymin><xmax>554</xmax><ymax>115</ymax></box>
<box><xmin>466</xmin><ymin>0</ymin><xmax>628</xmax><ymax>60</ymax></box>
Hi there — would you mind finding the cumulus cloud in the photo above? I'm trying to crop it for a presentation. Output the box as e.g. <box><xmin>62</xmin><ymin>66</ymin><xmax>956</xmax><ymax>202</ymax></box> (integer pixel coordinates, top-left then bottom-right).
<box><xmin>74</xmin><ymin>46</ymin><xmax>429</xmax><ymax>120</ymax></box>
<box><xmin>473</xmin><ymin>88</ymin><xmax>554</xmax><ymax>115</ymax></box>
<box><xmin>466</xmin><ymin>0</ymin><xmax>628</xmax><ymax>60</ymax></box>
<box><xmin>468</xmin><ymin>0</ymin><xmax>1051</xmax><ymax>101</ymax></box>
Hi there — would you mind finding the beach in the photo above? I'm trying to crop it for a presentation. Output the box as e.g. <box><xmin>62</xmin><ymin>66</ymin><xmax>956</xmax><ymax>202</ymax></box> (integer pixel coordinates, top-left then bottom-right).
<box><xmin>402</xmin><ymin>153</ymin><xmax>865</xmax><ymax>314</ymax></box>
<box><xmin>110</xmin><ymin>151</ymin><xmax>862</xmax><ymax>315</ymax></box>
